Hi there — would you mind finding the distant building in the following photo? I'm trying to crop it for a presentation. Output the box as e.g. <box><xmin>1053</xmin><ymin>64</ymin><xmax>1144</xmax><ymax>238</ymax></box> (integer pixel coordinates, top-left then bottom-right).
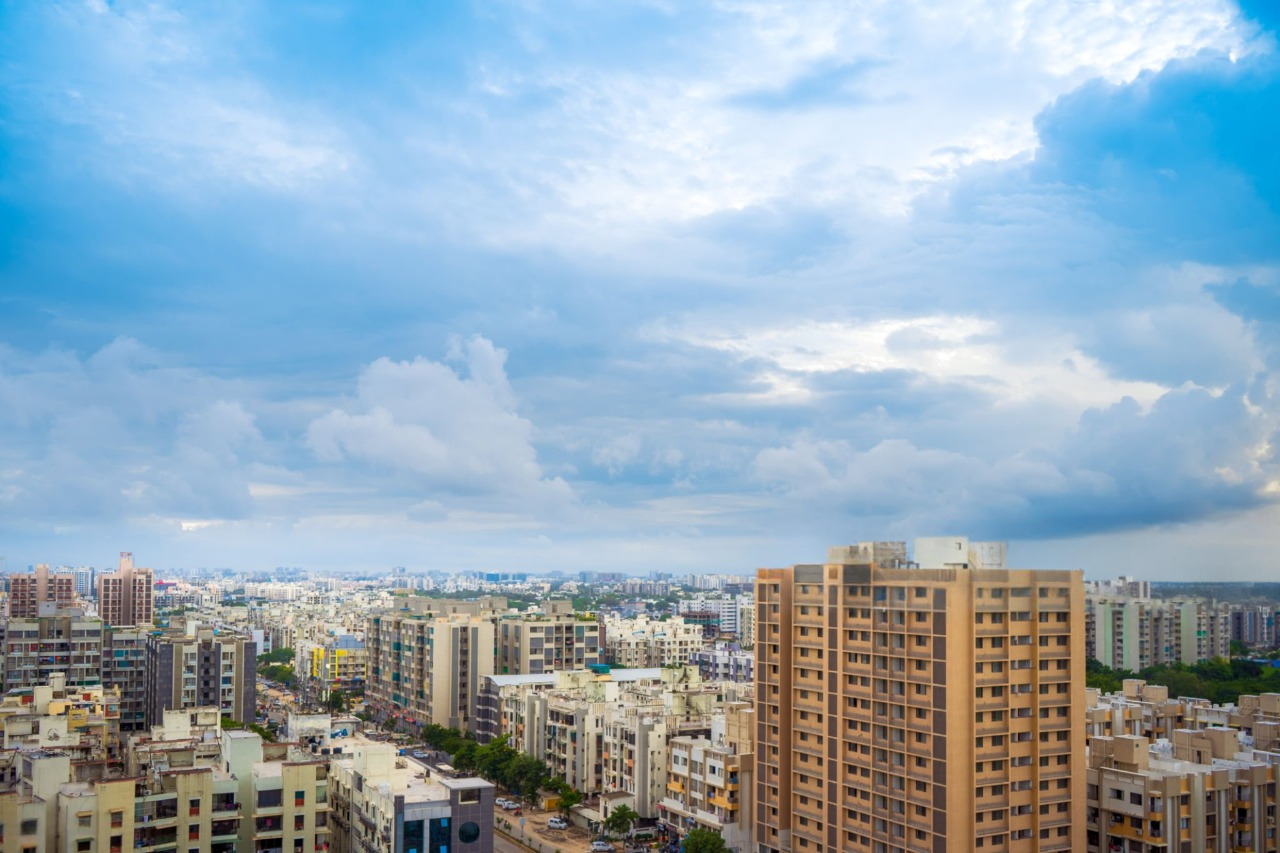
<box><xmin>366</xmin><ymin>610</ymin><xmax>495</xmax><ymax>730</ymax></box>
<box><xmin>102</xmin><ymin>626</ymin><xmax>150</xmax><ymax>733</ymax></box>
<box><xmin>1086</xmin><ymin>595</ymin><xmax>1231</xmax><ymax>670</ymax></box>
<box><xmin>7</xmin><ymin>564</ymin><xmax>77</xmax><ymax>617</ymax></box>
<box><xmin>96</xmin><ymin>552</ymin><xmax>154</xmax><ymax>628</ymax></box>
<box><xmin>2</xmin><ymin>608</ymin><xmax>104</xmax><ymax>691</ymax></box>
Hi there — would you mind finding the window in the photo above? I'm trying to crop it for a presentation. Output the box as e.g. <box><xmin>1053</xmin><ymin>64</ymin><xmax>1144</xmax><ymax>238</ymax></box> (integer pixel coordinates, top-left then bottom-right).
<box><xmin>20</xmin><ymin>821</ymin><xmax>36</xmax><ymax>836</ymax></box>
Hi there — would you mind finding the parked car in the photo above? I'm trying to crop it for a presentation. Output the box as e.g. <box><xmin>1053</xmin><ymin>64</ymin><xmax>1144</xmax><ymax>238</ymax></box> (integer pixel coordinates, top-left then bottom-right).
<box><xmin>495</xmin><ymin>798</ymin><xmax>512</xmax><ymax>809</ymax></box>
<box><xmin>591</xmin><ymin>842</ymin><xmax>615</xmax><ymax>852</ymax></box>
<box><xmin>500</xmin><ymin>799</ymin><xmax>520</xmax><ymax>811</ymax></box>
<box><xmin>547</xmin><ymin>817</ymin><xmax>569</xmax><ymax>830</ymax></box>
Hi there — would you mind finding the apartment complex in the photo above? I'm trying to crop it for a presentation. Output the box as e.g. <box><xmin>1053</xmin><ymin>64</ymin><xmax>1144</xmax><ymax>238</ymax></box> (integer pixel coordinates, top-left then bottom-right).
<box><xmin>1086</xmin><ymin>595</ymin><xmax>1231</xmax><ymax>671</ymax></box>
<box><xmin>298</xmin><ymin>633</ymin><xmax>367</xmax><ymax>704</ymax></box>
<box><xmin>497</xmin><ymin>601</ymin><xmax>602</xmax><ymax>675</ymax></box>
<box><xmin>603</xmin><ymin>615</ymin><xmax>706</xmax><ymax>668</ymax></box>
<box><xmin>756</xmin><ymin>538</ymin><xmax>1086</xmax><ymax>853</ymax></box>
<box><xmin>660</xmin><ymin>702</ymin><xmax>755</xmax><ymax>852</ymax></box>
<box><xmin>1</xmin><ymin>608</ymin><xmax>105</xmax><ymax>691</ymax></box>
<box><xmin>145</xmin><ymin>627</ymin><xmax>257</xmax><ymax>724</ymax></box>
<box><xmin>329</xmin><ymin>743</ymin><xmax>494</xmax><ymax>853</ymax></box>
<box><xmin>96</xmin><ymin>552</ymin><xmax>154</xmax><ymax>628</ymax></box>
<box><xmin>1086</xmin><ymin>729</ymin><xmax>1279</xmax><ymax>852</ymax></box>
<box><xmin>366</xmin><ymin>610</ymin><xmax>495</xmax><ymax>730</ymax></box>
<box><xmin>7</xmin><ymin>565</ymin><xmax>77</xmax><ymax>618</ymax></box>
<box><xmin>102</xmin><ymin>626</ymin><xmax>150</xmax><ymax>733</ymax></box>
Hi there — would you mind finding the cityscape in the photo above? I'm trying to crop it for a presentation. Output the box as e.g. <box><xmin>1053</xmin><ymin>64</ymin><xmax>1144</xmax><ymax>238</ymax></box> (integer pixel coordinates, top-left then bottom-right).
<box><xmin>4</xmin><ymin>1</ymin><xmax>1280</xmax><ymax>853</ymax></box>
<box><xmin>0</xmin><ymin>542</ymin><xmax>1277</xmax><ymax>852</ymax></box>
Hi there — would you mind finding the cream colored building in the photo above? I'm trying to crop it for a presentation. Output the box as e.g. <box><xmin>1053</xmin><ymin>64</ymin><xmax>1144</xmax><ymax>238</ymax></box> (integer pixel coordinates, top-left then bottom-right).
<box><xmin>603</xmin><ymin>615</ymin><xmax>706</xmax><ymax>668</ymax></box>
<box><xmin>366</xmin><ymin>610</ymin><xmax>496</xmax><ymax>730</ymax></box>
<box><xmin>1086</xmin><ymin>729</ymin><xmax>1280</xmax><ymax>852</ymax></box>
<box><xmin>328</xmin><ymin>740</ymin><xmax>494</xmax><ymax>853</ymax></box>
<box><xmin>497</xmin><ymin>601</ymin><xmax>602</xmax><ymax>675</ymax></box>
<box><xmin>659</xmin><ymin>702</ymin><xmax>755</xmax><ymax>853</ymax></box>
<box><xmin>756</xmin><ymin>540</ymin><xmax>1086</xmax><ymax>853</ymax></box>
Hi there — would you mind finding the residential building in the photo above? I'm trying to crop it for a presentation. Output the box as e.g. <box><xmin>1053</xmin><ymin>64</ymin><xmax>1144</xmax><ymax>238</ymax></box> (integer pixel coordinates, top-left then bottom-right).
<box><xmin>659</xmin><ymin>702</ymin><xmax>755</xmax><ymax>853</ymax></box>
<box><xmin>297</xmin><ymin>633</ymin><xmax>366</xmax><ymax>706</ymax></box>
<box><xmin>691</xmin><ymin>642</ymin><xmax>754</xmax><ymax>683</ymax></box>
<box><xmin>96</xmin><ymin>552</ymin><xmax>154</xmax><ymax>628</ymax></box>
<box><xmin>7</xmin><ymin>564</ymin><xmax>77</xmax><ymax>618</ymax></box>
<box><xmin>603</xmin><ymin>615</ymin><xmax>706</xmax><ymax>668</ymax></box>
<box><xmin>755</xmin><ymin>539</ymin><xmax>1086</xmax><ymax>853</ymax></box>
<box><xmin>1086</xmin><ymin>596</ymin><xmax>1231</xmax><ymax>670</ymax></box>
<box><xmin>1085</xmin><ymin>730</ymin><xmax>1279</xmax><ymax>853</ymax></box>
<box><xmin>496</xmin><ymin>601</ymin><xmax>602</xmax><ymax>675</ymax></box>
<box><xmin>145</xmin><ymin>627</ymin><xmax>257</xmax><ymax>725</ymax></box>
<box><xmin>2</xmin><ymin>608</ymin><xmax>104</xmax><ymax>691</ymax></box>
<box><xmin>474</xmin><ymin>667</ymin><xmax>670</xmax><ymax>744</ymax></box>
<box><xmin>328</xmin><ymin>741</ymin><xmax>493</xmax><ymax>853</ymax></box>
<box><xmin>365</xmin><ymin>611</ymin><xmax>495</xmax><ymax>730</ymax></box>
<box><xmin>102</xmin><ymin>626</ymin><xmax>149</xmax><ymax>733</ymax></box>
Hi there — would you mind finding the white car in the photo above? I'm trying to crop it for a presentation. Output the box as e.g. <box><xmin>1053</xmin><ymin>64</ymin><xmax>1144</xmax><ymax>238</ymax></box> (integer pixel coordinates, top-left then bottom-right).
<box><xmin>495</xmin><ymin>798</ymin><xmax>513</xmax><ymax>809</ymax></box>
<box><xmin>500</xmin><ymin>800</ymin><xmax>520</xmax><ymax>811</ymax></box>
<box><xmin>547</xmin><ymin>817</ymin><xmax>569</xmax><ymax>830</ymax></box>
<box><xmin>591</xmin><ymin>843</ymin><xmax>615</xmax><ymax>852</ymax></box>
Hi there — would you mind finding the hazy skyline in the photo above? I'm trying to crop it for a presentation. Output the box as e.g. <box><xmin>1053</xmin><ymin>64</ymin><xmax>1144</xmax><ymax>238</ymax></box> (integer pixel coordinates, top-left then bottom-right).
<box><xmin>2</xmin><ymin>1</ymin><xmax>1279</xmax><ymax>579</ymax></box>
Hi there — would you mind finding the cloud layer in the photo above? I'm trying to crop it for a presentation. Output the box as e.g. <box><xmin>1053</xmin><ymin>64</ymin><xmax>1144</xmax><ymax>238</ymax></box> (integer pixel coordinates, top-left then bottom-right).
<box><xmin>1</xmin><ymin>0</ymin><xmax>1278</xmax><ymax>577</ymax></box>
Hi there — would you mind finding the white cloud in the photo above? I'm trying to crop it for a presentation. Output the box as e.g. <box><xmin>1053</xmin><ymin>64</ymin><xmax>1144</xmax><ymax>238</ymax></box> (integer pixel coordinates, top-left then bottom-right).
<box><xmin>306</xmin><ymin>336</ymin><xmax>572</xmax><ymax>506</ymax></box>
<box><xmin>650</xmin><ymin>313</ymin><xmax>1169</xmax><ymax>410</ymax></box>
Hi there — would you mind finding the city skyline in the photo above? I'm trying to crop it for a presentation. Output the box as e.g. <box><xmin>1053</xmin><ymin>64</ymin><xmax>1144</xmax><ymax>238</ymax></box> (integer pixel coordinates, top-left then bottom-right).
<box><xmin>3</xmin><ymin>2</ymin><xmax>1280</xmax><ymax>579</ymax></box>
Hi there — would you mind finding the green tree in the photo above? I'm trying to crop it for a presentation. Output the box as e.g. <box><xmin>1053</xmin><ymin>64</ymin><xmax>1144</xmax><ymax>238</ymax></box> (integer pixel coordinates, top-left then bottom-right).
<box><xmin>682</xmin><ymin>828</ymin><xmax>728</xmax><ymax>853</ymax></box>
<box><xmin>258</xmin><ymin>647</ymin><xmax>295</xmax><ymax>665</ymax></box>
<box><xmin>603</xmin><ymin>804</ymin><xmax>639</xmax><ymax>838</ymax></box>
<box><xmin>326</xmin><ymin>690</ymin><xmax>349</xmax><ymax>713</ymax></box>
<box><xmin>558</xmin><ymin>788</ymin><xmax>583</xmax><ymax>816</ymax></box>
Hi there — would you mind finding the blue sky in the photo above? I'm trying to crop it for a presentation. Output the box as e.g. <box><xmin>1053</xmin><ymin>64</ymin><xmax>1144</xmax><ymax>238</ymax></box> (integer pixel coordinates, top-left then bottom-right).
<box><xmin>2</xmin><ymin>0</ymin><xmax>1279</xmax><ymax>578</ymax></box>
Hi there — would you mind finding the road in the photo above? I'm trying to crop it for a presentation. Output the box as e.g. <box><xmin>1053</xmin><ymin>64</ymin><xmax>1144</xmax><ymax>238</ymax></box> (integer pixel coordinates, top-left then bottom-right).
<box><xmin>495</xmin><ymin>834</ymin><xmax>532</xmax><ymax>853</ymax></box>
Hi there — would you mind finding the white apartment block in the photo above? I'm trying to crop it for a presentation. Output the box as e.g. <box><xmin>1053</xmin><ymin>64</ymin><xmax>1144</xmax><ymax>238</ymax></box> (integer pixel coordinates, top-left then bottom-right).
<box><xmin>603</xmin><ymin>616</ymin><xmax>706</xmax><ymax>668</ymax></box>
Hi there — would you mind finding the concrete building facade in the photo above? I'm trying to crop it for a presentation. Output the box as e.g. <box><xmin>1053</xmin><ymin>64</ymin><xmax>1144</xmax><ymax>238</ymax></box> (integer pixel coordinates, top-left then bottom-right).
<box><xmin>755</xmin><ymin>540</ymin><xmax>1086</xmax><ymax>853</ymax></box>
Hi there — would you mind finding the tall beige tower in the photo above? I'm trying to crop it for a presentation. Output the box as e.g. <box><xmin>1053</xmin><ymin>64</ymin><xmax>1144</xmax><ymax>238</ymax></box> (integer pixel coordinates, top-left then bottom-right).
<box><xmin>96</xmin><ymin>551</ymin><xmax>155</xmax><ymax>628</ymax></box>
<box><xmin>755</xmin><ymin>540</ymin><xmax>1086</xmax><ymax>853</ymax></box>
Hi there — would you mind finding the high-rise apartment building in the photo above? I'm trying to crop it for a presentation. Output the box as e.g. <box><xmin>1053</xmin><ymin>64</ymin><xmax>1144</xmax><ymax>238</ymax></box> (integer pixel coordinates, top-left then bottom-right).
<box><xmin>1</xmin><ymin>608</ymin><xmax>104</xmax><ymax>690</ymax></box>
<box><xmin>755</xmin><ymin>539</ymin><xmax>1086</xmax><ymax>853</ymax></box>
<box><xmin>145</xmin><ymin>627</ymin><xmax>257</xmax><ymax>724</ymax></box>
<box><xmin>1086</xmin><ymin>596</ymin><xmax>1231</xmax><ymax>670</ymax></box>
<box><xmin>496</xmin><ymin>601</ymin><xmax>602</xmax><ymax>675</ymax></box>
<box><xmin>366</xmin><ymin>611</ymin><xmax>496</xmax><ymax>730</ymax></box>
<box><xmin>102</xmin><ymin>626</ymin><xmax>150</xmax><ymax>732</ymax></box>
<box><xmin>96</xmin><ymin>552</ymin><xmax>154</xmax><ymax>627</ymax></box>
<box><xmin>7</xmin><ymin>564</ymin><xmax>77</xmax><ymax>617</ymax></box>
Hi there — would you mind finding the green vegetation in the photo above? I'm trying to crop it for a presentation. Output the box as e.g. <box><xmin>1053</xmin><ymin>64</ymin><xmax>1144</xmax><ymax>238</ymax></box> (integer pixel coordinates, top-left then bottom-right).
<box><xmin>603</xmin><ymin>804</ymin><xmax>639</xmax><ymax>838</ymax></box>
<box><xmin>326</xmin><ymin>690</ymin><xmax>353</xmax><ymax>713</ymax></box>
<box><xmin>419</xmin><ymin>726</ymin><xmax>584</xmax><ymax>809</ymax></box>
<box><xmin>682</xmin><ymin>828</ymin><xmax>728</xmax><ymax>853</ymax></box>
<box><xmin>1086</xmin><ymin>656</ymin><xmax>1280</xmax><ymax>704</ymax></box>
<box><xmin>220</xmin><ymin>717</ymin><xmax>278</xmax><ymax>742</ymax></box>
<box><xmin>257</xmin><ymin>663</ymin><xmax>296</xmax><ymax>687</ymax></box>
<box><xmin>258</xmin><ymin>647</ymin><xmax>295</xmax><ymax>665</ymax></box>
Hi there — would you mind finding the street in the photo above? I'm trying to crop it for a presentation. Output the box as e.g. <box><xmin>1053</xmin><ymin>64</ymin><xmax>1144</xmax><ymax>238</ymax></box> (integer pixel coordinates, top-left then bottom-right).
<box><xmin>494</xmin><ymin>834</ymin><xmax>529</xmax><ymax>853</ymax></box>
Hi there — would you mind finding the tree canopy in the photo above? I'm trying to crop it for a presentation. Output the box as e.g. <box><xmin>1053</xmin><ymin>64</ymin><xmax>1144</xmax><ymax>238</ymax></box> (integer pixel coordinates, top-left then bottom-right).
<box><xmin>1086</xmin><ymin>656</ymin><xmax>1278</xmax><ymax>704</ymax></box>
<box><xmin>683</xmin><ymin>828</ymin><xmax>728</xmax><ymax>853</ymax></box>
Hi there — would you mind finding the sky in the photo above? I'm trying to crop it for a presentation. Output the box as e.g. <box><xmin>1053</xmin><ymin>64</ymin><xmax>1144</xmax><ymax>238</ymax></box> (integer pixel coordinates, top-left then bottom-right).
<box><xmin>2</xmin><ymin>0</ymin><xmax>1279</xmax><ymax>579</ymax></box>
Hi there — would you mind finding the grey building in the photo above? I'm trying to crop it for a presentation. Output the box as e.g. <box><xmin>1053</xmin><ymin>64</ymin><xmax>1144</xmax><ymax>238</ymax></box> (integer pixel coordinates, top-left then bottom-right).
<box><xmin>102</xmin><ymin>626</ymin><xmax>150</xmax><ymax>732</ymax></box>
<box><xmin>145</xmin><ymin>627</ymin><xmax>257</xmax><ymax>725</ymax></box>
